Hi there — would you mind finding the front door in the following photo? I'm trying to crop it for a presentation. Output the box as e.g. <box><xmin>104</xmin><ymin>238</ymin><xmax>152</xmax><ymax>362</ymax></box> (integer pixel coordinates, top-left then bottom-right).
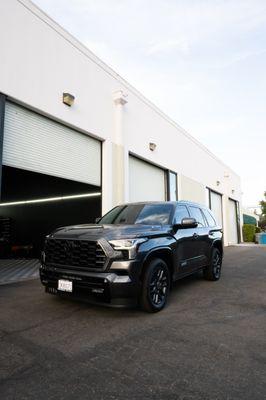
<box><xmin>173</xmin><ymin>205</ymin><xmax>199</xmax><ymax>276</ymax></box>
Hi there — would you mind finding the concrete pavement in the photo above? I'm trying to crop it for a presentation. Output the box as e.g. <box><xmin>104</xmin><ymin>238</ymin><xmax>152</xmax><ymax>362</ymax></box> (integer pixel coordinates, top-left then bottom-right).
<box><xmin>0</xmin><ymin>246</ymin><xmax>265</xmax><ymax>399</ymax></box>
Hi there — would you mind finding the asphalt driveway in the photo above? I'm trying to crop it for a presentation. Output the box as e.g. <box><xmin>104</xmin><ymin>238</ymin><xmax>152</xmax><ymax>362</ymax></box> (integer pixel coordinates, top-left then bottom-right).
<box><xmin>0</xmin><ymin>246</ymin><xmax>265</xmax><ymax>400</ymax></box>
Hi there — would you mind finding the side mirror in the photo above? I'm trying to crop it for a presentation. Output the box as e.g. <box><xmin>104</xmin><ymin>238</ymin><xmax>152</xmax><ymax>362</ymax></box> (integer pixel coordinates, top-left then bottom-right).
<box><xmin>173</xmin><ymin>217</ymin><xmax>198</xmax><ymax>230</ymax></box>
<box><xmin>95</xmin><ymin>217</ymin><xmax>101</xmax><ymax>224</ymax></box>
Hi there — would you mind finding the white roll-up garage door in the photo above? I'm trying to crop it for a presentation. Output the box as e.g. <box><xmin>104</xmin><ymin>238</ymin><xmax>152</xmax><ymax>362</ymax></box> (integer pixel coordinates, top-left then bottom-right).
<box><xmin>209</xmin><ymin>190</ymin><xmax>223</xmax><ymax>227</ymax></box>
<box><xmin>3</xmin><ymin>102</ymin><xmax>101</xmax><ymax>186</ymax></box>
<box><xmin>228</xmin><ymin>199</ymin><xmax>239</xmax><ymax>245</ymax></box>
<box><xmin>129</xmin><ymin>156</ymin><xmax>165</xmax><ymax>202</ymax></box>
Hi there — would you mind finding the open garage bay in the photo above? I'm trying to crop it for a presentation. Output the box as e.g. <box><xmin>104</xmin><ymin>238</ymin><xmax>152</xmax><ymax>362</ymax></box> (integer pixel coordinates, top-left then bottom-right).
<box><xmin>0</xmin><ymin>166</ymin><xmax>101</xmax><ymax>257</ymax></box>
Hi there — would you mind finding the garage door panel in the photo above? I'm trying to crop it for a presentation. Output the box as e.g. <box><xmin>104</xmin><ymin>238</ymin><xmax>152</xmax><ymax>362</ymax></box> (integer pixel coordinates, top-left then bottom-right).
<box><xmin>129</xmin><ymin>156</ymin><xmax>165</xmax><ymax>202</ymax></box>
<box><xmin>210</xmin><ymin>190</ymin><xmax>223</xmax><ymax>227</ymax></box>
<box><xmin>3</xmin><ymin>102</ymin><xmax>101</xmax><ymax>186</ymax></box>
<box><xmin>179</xmin><ymin>175</ymin><xmax>205</xmax><ymax>204</ymax></box>
<box><xmin>228</xmin><ymin>199</ymin><xmax>238</xmax><ymax>245</ymax></box>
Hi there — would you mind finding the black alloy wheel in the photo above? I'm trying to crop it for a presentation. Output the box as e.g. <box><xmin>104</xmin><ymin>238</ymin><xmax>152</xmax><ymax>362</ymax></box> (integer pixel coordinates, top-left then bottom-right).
<box><xmin>140</xmin><ymin>258</ymin><xmax>170</xmax><ymax>312</ymax></box>
<box><xmin>203</xmin><ymin>247</ymin><xmax>222</xmax><ymax>281</ymax></box>
<box><xmin>149</xmin><ymin>266</ymin><xmax>168</xmax><ymax>306</ymax></box>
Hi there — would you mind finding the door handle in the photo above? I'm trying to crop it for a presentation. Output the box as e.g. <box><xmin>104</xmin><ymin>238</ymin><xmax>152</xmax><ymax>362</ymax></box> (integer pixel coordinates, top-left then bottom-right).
<box><xmin>193</xmin><ymin>233</ymin><xmax>199</xmax><ymax>239</ymax></box>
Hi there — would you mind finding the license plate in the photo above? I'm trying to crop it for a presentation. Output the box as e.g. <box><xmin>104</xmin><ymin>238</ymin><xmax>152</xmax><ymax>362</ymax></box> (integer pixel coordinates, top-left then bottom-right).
<box><xmin>58</xmin><ymin>279</ymin><xmax>73</xmax><ymax>292</ymax></box>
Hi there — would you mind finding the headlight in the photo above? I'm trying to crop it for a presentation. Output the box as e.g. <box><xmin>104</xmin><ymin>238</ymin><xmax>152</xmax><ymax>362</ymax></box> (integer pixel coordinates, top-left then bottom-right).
<box><xmin>108</xmin><ymin>238</ymin><xmax>147</xmax><ymax>259</ymax></box>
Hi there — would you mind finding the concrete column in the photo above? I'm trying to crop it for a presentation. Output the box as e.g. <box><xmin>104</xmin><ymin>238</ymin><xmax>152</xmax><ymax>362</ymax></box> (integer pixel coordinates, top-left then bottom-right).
<box><xmin>112</xmin><ymin>90</ymin><xmax>128</xmax><ymax>206</ymax></box>
<box><xmin>101</xmin><ymin>90</ymin><xmax>128</xmax><ymax>215</ymax></box>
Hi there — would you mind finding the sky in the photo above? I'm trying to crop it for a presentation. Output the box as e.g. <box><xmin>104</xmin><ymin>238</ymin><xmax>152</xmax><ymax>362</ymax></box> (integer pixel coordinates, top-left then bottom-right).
<box><xmin>33</xmin><ymin>0</ymin><xmax>266</xmax><ymax>208</ymax></box>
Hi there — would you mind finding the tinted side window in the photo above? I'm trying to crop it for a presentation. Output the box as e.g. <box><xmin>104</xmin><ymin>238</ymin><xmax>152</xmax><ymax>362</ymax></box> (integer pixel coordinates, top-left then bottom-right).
<box><xmin>203</xmin><ymin>209</ymin><xmax>216</xmax><ymax>227</ymax></box>
<box><xmin>188</xmin><ymin>206</ymin><xmax>206</xmax><ymax>227</ymax></box>
<box><xmin>173</xmin><ymin>205</ymin><xmax>189</xmax><ymax>224</ymax></box>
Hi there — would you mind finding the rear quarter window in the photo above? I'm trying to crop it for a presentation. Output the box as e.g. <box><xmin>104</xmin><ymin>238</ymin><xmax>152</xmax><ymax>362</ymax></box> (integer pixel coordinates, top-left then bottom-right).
<box><xmin>203</xmin><ymin>209</ymin><xmax>217</xmax><ymax>226</ymax></box>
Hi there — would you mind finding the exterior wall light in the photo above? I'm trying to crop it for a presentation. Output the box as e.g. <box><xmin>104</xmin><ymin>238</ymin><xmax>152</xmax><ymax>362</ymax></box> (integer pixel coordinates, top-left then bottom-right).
<box><xmin>113</xmin><ymin>90</ymin><xmax>128</xmax><ymax>105</ymax></box>
<box><xmin>149</xmin><ymin>142</ymin><xmax>157</xmax><ymax>151</ymax></box>
<box><xmin>63</xmin><ymin>92</ymin><xmax>75</xmax><ymax>106</ymax></box>
<box><xmin>232</xmin><ymin>189</ymin><xmax>235</xmax><ymax>194</ymax></box>
<box><xmin>216</xmin><ymin>180</ymin><xmax>220</xmax><ymax>186</ymax></box>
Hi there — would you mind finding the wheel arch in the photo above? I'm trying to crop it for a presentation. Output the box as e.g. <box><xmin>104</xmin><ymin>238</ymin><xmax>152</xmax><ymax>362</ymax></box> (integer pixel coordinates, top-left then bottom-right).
<box><xmin>212</xmin><ymin>240</ymin><xmax>223</xmax><ymax>257</ymax></box>
<box><xmin>140</xmin><ymin>247</ymin><xmax>174</xmax><ymax>282</ymax></box>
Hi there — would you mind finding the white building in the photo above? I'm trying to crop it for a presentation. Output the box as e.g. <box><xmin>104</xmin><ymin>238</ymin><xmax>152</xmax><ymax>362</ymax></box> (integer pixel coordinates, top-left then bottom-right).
<box><xmin>0</xmin><ymin>0</ymin><xmax>242</xmax><ymax>255</ymax></box>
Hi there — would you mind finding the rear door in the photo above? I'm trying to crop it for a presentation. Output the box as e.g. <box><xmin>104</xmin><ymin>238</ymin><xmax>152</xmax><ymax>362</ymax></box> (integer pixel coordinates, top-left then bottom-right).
<box><xmin>187</xmin><ymin>206</ymin><xmax>209</xmax><ymax>269</ymax></box>
<box><xmin>202</xmin><ymin>208</ymin><xmax>223</xmax><ymax>259</ymax></box>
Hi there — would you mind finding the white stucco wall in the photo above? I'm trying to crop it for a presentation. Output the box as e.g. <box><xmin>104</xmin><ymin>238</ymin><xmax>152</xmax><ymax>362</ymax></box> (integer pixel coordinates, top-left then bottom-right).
<box><xmin>0</xmin><ymin>0</ymin><xmax>242</xmax><ymax>245</ymax></box>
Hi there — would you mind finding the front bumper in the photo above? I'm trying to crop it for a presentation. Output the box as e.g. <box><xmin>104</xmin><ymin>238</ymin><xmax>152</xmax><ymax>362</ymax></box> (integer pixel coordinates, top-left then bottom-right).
<box><xmin>39</xmin><ymin>263</ymin><xmax>140</xmax><ymax>307</ymax></box>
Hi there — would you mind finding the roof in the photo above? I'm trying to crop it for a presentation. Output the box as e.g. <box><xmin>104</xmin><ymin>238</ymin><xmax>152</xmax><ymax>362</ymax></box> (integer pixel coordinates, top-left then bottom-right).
<box><xmin>119</xmin><ymin>200</ymin><xmax>209</xmax><ymax>209</ymax></box>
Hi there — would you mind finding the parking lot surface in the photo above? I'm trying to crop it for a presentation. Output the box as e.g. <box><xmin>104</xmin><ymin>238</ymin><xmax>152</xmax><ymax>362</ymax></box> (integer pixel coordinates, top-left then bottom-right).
<box><xmin>0</xmin><ymin>246</ymin><xmax>265</xmax><ymax>400</ymax></box>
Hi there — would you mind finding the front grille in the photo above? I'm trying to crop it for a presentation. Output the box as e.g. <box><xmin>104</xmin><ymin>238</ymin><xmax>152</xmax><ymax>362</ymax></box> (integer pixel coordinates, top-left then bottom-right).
<box><xmin>45</xmin><ymin>239</ymin><xmax>107</xmax><ymax>271</ymax></box>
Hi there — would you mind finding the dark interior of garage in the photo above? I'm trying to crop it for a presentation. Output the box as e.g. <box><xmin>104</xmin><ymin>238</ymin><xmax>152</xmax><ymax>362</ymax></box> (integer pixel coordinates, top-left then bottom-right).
<box><xmin>0</xmin><ymin>166</ymin><xmax>101</xmax><ymax>258</ymax></box>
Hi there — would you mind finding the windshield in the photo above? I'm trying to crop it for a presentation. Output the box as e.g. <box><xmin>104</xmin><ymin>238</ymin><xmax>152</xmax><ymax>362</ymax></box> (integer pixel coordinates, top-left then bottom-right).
<box><xmin>99</xmin><ymin>203</ymin><xmax>173</xmax><ymax>225</ymax></box>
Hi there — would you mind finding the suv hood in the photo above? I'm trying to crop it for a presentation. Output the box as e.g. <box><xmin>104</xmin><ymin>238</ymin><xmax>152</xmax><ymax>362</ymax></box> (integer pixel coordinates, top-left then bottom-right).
<box><xmin>49</xmin><ymin>223</ymin><xmax>172</xmax><ymax>241</ymax></box>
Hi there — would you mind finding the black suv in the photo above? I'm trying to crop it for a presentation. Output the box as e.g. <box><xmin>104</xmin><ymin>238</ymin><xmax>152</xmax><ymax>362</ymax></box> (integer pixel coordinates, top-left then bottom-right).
<box><xmin>40</xmin><ymin>201</ymin><xmax>223</xmax><ymax>312</ymax></box>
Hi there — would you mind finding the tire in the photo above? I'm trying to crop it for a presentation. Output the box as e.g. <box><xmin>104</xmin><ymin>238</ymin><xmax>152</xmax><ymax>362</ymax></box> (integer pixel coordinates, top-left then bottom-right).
<box><xmin>203</xmin><ymin>247</ymin><xmax>222</xmax><ymax>281</ymax></box>
<box><xmin>140</xmin><ymin>258</ymin><xmax>170</xmax><ymax>313</ymax></box>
